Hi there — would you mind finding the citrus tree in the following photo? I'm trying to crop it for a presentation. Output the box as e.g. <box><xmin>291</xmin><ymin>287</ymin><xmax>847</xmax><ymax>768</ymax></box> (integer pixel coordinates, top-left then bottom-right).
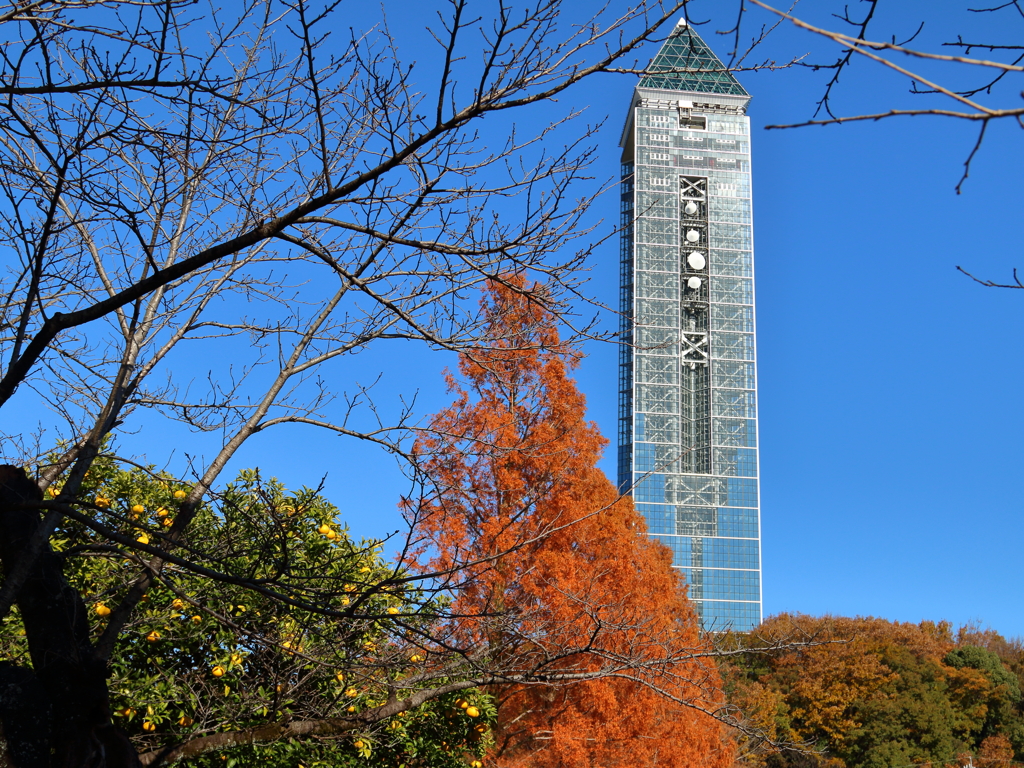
<box><xmin>1</xmin><ymin>458</ymin><xmax>495</xmax><ymax>767</ymax></box>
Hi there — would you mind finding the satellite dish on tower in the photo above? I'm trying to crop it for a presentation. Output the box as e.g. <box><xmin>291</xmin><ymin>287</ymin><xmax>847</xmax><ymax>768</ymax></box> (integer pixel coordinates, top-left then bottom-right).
<box><xmin>687</xmin><ymin>252</ymin><xmax>706</xmax><ymax>270</ymax></box>
<box><xmin>684</xmin><ymin>201</ymin><xmax>698</xmax><ymax>215</ymax></box>
<box><xmin>685</xmin><ymin>229</ymin><xmax>700</xmax><ymax>243</ymax></box>
<box><xmin>687</xmin><ymin>276</ymin><xmax>702</xmax><ymax>290</ymax></box>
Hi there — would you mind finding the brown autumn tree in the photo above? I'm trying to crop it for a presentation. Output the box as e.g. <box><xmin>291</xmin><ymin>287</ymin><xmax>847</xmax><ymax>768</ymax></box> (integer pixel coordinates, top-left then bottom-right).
<box><xmin>409</xmin><ymin>278</ymin><xmax>734</xmax><ymax>768</ymax></box>
<box><xmin>722</xmin><ymin>614</ymin><xmax>1024</xmax><ymax>768</ymax></box>
<box><xmin>977</xmin><ymin>734</ymin><xmax>1015</xmax><ymax>768</ymax></box>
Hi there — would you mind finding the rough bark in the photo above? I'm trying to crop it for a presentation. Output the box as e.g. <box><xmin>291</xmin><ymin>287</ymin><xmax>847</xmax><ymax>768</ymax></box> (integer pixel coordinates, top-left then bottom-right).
<box><xmin>0</xmin><ymin>466</ymin><xmax>140</xmax><ymax>768</ymax></box>
<box><xmin>0</xmin><ymin>663</ymin><xmax>49</xmax><ymax>768</ymax></box>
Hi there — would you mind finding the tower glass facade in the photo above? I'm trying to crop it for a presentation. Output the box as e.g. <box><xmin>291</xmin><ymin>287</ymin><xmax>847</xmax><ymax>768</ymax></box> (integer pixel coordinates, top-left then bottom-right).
<box><xmin>618</xmin><ymin>22</ymin><xmax>762</xmax><ymax>631</ymax></box>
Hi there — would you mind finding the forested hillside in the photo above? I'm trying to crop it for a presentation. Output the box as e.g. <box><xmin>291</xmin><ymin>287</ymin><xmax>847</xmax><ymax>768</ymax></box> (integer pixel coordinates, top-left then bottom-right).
<box><xmin>723</xmin><ymin>615</ymin><xmax>1024</xmax><ymax>768</ymax></box>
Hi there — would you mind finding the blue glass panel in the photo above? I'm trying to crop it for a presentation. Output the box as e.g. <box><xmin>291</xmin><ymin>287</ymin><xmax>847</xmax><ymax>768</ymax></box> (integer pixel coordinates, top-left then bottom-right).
<box><xmin>678</xmin><ymin>568</ymin><xmax>761</xmax><ymax>601</ymax></box>
<box><xmin>703</xmin><ymin>537</ymin><xmax>759</xmax><ymax>569</ymax></box>
<box><xmin>633</xmin><ymin>472</ymin><xmax>666</xmax><ymax>503</ymax></box>
<box><xmin>713</xmin><ymin>418</ymin><xmax>757</xmax><ymax>447</ymax></box>
<box><xmin>725</xmin><ymin>477</ymin><xmax>758</xmax><ymax>507</ymax></box>
<box><xmin>694</xmin><ymin>600</ymin><xmax>761</xmax><ymax>632</ymax></box>
<box><xmin>717</xmin><ymin>507</ymin><xmax>759</xmax><ymax>538</ymax></box>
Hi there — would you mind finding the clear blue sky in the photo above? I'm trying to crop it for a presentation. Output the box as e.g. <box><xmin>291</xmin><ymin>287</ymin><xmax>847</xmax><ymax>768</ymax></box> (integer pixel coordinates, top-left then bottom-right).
<box><xmin>14</xmin><ymin>1</ymin><xmax>1021</xmax><ymax>638</ymax></box>
<box><xmin>211</xmin><ymin>0</ymin><xmax>1024</xmax><ymax>638</ymax></box>
<box><xmin>749</xmin><ymin>1</ymin><xmax>1024</xmax><ymax>638</ymax></box>
<box><xmin>340</xmin><ymin>2</ymin><xmax>1020</xmax><ymax>637</ymax></box>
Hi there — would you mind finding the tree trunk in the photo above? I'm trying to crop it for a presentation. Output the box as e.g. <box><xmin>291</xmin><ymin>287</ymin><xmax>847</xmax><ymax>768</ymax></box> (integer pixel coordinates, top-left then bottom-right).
<box><xmin>0</xmin><ymin>466</ymin><xmax>140</xmax><ymax>768</ymax></box>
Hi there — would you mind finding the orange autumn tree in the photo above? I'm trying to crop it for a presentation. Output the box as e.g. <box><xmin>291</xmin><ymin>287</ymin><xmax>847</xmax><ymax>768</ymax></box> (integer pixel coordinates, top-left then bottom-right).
<box><xmin>409</xmin><ymin>278</ymin><xmax>734</xmax><ymax>768</ymax></box>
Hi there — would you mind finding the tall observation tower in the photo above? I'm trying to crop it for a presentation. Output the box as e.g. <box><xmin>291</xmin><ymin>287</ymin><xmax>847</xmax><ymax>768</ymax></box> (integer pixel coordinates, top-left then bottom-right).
<box><xmin>618</xmin><ymin>20</ymin><xmax>762</xmax><ymax>631</ymax></box>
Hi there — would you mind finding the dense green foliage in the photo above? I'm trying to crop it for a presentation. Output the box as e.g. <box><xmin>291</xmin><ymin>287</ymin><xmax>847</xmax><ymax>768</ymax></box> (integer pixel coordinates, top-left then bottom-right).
<box><xmin>723</xmin><ymin>615</ymin><xmax>1024</xmax><ymax>768</ymax></box>
<box><xmin>1</xmin><ymin>459</ymin><xmax>494</xmax><ymax>766</ymax></box>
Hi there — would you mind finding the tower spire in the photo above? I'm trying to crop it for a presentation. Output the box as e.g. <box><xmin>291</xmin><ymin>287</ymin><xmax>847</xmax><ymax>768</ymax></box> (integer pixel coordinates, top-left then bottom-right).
<box><xmin>639</xmin><ymin>24</ymin><xmax>748</xmax><ymax>96</ymax></box>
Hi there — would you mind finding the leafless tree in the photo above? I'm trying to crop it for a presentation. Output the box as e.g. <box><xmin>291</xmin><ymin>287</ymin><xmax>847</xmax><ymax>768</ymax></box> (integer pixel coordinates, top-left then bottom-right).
<box><xmin>720</xmin><ymin>0</ymin><xmax>1023</xmax><ymax>293</ymax></box>
<box><xmin>726</xmin><ymin>1</ymin><xmax>1023</xmax><ymax>189</ymax></box>
<box><xmin>0</xmin><ymin>0</ymin><xmax>785</xmax><ymax>765</ymax></box>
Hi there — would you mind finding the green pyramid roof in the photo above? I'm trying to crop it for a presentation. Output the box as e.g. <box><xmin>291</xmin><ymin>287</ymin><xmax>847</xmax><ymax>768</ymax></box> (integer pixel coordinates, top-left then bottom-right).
<box><xmin>639</xmin><ymin>24</ymin><xmax>748</xmax><ymax>96</ymax></box>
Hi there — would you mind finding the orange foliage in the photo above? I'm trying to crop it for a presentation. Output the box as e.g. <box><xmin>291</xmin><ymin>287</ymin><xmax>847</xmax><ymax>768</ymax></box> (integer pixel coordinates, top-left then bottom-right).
<box><xmin>412</xmin><ymin>279</ymin><xmax>733</xmax><ymax>768</ymax></box>
<box><xmin>976</xmin><ymin>734</ymin><xmax>1014</xmax><ymax>768</ymax></box>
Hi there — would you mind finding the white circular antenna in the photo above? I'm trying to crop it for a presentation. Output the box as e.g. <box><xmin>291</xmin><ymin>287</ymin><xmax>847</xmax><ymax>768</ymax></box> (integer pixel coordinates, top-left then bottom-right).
<box><xmin>684</xmin><ymin>201</ymin><xmax>698</xmax><ymax>215</ymax></box>
<box><xmin>687</xmin><ymin>252</ymin><xmax>706</xmax><ymax>270</ymax></box>
<box><xmin>685</xmin><ymin>229</ymin><xmax>700</xmax><ymax>243</ymax></box>
<box><xmin>687</xmin><ymin>276</ymin><xmax>702</xmax><ymax>290</ymax></box>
